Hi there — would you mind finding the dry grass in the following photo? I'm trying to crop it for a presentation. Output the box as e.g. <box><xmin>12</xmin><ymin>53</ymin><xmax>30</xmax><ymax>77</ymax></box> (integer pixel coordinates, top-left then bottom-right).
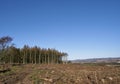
<box><xmin>0</xmin><ymin>63</ymin><xmax>120</xmax><ymax>84</ymax></box>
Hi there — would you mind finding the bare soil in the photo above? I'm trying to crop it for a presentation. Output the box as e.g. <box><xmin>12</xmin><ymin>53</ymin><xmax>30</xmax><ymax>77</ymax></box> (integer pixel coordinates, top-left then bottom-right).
<box><xmin>0</xmin><ymin>64</ymin><xmax>120</xmax><ymax>84</ymax></box>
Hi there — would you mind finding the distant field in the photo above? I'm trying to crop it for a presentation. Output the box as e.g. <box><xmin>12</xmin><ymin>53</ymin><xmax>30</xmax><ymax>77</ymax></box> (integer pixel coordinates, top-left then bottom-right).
<box><xmin>0</xmin><ymin>63</ymin><xmax>120</xmax><ymax>84</ymax></box>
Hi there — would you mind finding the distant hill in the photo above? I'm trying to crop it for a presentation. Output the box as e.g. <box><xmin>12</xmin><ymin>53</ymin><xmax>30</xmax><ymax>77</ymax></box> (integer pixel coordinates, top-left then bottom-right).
<box><xmin>71</xmin><ymin>57</ymin><xmax>120</xmax><ymax>63</ymax></box>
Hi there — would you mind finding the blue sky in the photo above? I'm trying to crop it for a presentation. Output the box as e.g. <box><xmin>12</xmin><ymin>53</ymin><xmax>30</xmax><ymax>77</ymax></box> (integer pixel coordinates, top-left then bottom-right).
<box><xmin>0</xmin><ymin>0</ymin><xmax>120</xmax><ymax>60</ymax></box>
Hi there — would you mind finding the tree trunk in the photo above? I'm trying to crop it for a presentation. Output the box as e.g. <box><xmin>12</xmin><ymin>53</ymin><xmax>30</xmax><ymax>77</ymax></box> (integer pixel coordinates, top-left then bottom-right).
<box><xmin>39</xmin><ymin>52</ymin><xmax>41</xmax><ymax>64</ymax></box>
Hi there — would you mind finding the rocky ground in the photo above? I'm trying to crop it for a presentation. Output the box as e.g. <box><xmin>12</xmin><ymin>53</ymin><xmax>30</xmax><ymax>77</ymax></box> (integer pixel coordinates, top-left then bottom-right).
<box><xmin>0</xmin><ymin>63</ymin><xmax>120</xmax><ymax>84</ymax></box>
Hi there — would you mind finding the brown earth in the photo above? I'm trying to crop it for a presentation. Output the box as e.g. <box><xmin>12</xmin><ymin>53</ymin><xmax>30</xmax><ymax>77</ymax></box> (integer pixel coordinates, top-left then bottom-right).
<box><xmin>0</xmin><ymin>64</ymin><xmax>120</xmax><ymax>84</ymax></box>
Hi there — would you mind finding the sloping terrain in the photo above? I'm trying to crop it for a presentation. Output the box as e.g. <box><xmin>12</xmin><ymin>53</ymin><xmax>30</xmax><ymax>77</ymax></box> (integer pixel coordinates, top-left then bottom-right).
<box><xmin>0</xmin><ymin>64</ymin><xmax>120</xmax><ymax>84</ymax></box>
<box><xmin>72</xmin><ymin>57</ymin><xmax>120</xmax><ymax>63</ymax></box>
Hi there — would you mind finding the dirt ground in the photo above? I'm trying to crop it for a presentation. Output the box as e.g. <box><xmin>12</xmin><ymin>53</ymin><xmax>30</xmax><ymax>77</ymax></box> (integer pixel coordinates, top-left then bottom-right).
<box><xmin>0</xmin><ymin>63</ymin><xmax>120</xmax><ymax>84</ymax></box>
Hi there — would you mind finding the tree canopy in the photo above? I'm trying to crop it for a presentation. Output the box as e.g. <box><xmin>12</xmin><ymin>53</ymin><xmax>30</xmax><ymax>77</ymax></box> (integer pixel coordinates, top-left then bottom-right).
<box><xmin>0</xmin><ymin>36</ymin><xmax>68</xmax><ymax>64</ymax></box>
<box><xmin>0</xmin><ymin>36</ymin><xmax>13</xmax><ymax>50</ymax></box>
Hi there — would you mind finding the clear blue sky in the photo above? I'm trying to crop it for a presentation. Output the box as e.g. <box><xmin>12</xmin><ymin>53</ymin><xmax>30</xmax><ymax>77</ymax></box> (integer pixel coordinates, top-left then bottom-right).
<box><xmin>0</xmin><ymin>0</ymin><xmax>120</xmax><ymax>60</ymax></box>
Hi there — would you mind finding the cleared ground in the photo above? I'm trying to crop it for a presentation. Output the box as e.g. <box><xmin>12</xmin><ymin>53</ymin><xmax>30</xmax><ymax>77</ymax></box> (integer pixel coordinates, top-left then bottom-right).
<box><xmin>0</xmin><ymin>63</ymin><xmax>120</xmax><ymax>84</ymax></box>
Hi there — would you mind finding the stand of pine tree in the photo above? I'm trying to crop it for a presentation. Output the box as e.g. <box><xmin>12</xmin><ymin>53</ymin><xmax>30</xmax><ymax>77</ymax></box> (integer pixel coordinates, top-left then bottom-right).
<box><xmin>0</xmin><ymin>36</ymin><xmax>68</xmax><ymax>64</ymax></box>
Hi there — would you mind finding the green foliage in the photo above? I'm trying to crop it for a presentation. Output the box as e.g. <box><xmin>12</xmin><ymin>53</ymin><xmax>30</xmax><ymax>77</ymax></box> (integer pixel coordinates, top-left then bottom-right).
<box><xmin>0</xmin><ymin>36</ymin><xmax>68</xmax><ymax>64</ymax></box>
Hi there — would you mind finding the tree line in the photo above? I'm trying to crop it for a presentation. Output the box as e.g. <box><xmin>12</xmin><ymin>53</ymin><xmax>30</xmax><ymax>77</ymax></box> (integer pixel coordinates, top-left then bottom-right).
<box><xmin>0</xmin><ymin>36</ymin><xmax>68</xmax><ymax>64</ymax></box>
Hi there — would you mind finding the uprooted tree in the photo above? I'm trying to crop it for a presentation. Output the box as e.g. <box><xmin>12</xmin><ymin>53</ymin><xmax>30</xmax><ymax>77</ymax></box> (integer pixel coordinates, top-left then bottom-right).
<box><xmin>0</xmin><ymin>36</ymin><xmax>68</xmax><ymax>64</ymax></box>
